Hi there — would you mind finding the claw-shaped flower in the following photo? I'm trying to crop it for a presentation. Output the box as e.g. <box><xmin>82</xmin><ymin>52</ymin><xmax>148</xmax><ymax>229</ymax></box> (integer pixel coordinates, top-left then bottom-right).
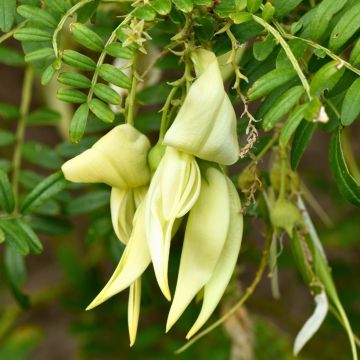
<box><xmin>61</xmin><ymin>124</ymin><xmax>151</xmax><ymax>346</ymax></box>
<box><xmin>166</xmin><ymin>167</ymin><xmax>243</xmax><ymax>336</ymax></box>
<box><xmin>145</xmin><ymin>147</ymin><xmax>201</xmax><ymax>300</ymax></box>
<box><xmin>163</xmin><ymin>49</ymin><xmax>239</xmax><ymax>165</ymax></box>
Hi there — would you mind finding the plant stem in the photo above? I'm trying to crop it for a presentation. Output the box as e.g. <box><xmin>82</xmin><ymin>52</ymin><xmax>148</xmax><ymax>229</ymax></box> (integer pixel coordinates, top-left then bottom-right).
<box><xmin>0</xmin><ymin>20</ymin><xmax>27</xmax><ymax>44</ymax></box>
<box><xmin>175</xmin><ymin>235</ymin><xmax>271</xmax><ymax>354</ymax></box>
<box><xmin>87</xmin><ymin>13</ymin><xmax>133</xmax><ymax>103</ymax></box>
<box><xmin>278</xmin><ymin>147</ymin><xmax>287</xmax><ymax>201</ymax></box>
<box><xmin>12</xmin><ymin>66</ymin><xmax>34</xmax><ymax>212</ymax></box>
<box><xmin>126</xmin><ymin>57</ymin><xmax>138</xmax><ymax>126</ymax></box>
<box><xmin>52</xmin><ymin>0</ymin><xmax>94</xmax><ymax>58</ymax></box>
<box><xmin>273</xmin><ymin>21</ymin><xmax>360</xmax><ymax>77</ymax></box>
<box><xmin>252</xmin><ymin>15</ymin><xmax>312</xmax><ymax>100</ymax></box>
<box><xmin>159</xmin><ymin>86</ymin><xmax>178</xmax><ymax>141</ymax></box>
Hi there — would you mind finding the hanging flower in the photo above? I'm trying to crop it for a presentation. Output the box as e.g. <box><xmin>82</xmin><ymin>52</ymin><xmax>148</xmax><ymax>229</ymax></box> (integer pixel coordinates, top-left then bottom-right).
<box><xmin>62</xmin><ymin>124</ymin><xmax>151</xmax><ymax>346</ymax></box>
<box><xmin>163</xmin><ymin>49</ymin><xmax>239</xmax><ymax>165</ymax></box>
<box><xmin>166</xmin><ymin>166</ymin><xmax>243</xmax><ymax>337</ymax></box>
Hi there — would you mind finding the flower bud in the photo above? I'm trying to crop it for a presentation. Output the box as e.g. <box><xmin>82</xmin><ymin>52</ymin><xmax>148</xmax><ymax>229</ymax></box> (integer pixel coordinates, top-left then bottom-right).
<box><xmin>147</xmin><ymin>143</ymin><xmax>166</xmax><ymax>173</ymax></box>
<box><xmin>163</xmin><ymin>49</ymin><xmax>239</xmax><ymax>165</ymax></box>
<box><xmin>62</xmin><ymin>124</ymin><xmax>150</xmax><ymax>189</ymax></box>
<box><xmin>270</xmin><ymin>200</ymin><xmax>302</xmax><ymax>236</ymax></box>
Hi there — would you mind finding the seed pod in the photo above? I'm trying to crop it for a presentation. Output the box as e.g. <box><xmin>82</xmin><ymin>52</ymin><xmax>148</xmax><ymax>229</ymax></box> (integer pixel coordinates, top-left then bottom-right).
<box><xmin>93</xmin><ymin>83</ymin><xmax>121</xmax><ymax>105</ymax></box>
<box><xmin>89</xmin><ymin>99</ymin><xmax>115</xmax><ymax>123</ymax></box>
<box><xmin>70</xmin><ymin>23</ymin><xmax>104</xmax><ymax>52</ymax></box>
<box><xmin>62</xmin><ymin>50</ymin><xmax>96</xmax><ymax>71</ymax></box>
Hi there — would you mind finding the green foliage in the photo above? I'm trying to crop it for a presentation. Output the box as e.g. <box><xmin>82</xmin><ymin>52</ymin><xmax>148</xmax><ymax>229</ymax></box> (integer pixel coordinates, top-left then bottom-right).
<box><xmin>0</xmin><ymin>0</ymin><xmax>359</xmax><ymax>358</ymax></box>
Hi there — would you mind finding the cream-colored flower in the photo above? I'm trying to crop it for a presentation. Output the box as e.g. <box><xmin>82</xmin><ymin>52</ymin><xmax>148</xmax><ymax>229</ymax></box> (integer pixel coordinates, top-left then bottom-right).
<box><xmin>166</xmin><ymin>167</ymin><xmax>243</xmax><ymax>336</ymax></box>
<box><xmin>145</xmin><ymin>147</ymin><xmax>201</xmax><ymax>300</ymax></box>
<box><xmin>62</xmin><ymin>124</ymin><xmax>151</xmax><ymax>346</ymax></box>
<box><xmin>62</xmin><ymin>124</ymin><xmax>150</xmax><ymax>189</ymax></box>
<box><xmin>163</xmin><ymin>49</ymin><xmax>239</xmax><ymax>165</ymax></box>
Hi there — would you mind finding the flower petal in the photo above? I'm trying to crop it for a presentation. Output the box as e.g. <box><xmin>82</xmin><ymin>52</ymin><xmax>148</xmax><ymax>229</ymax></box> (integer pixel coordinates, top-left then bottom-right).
<box><xmin>110</xmin><ymin>188</ymin><xmax>135</xmax><ymax>244</ymax></box>
<box><xmin>145</xmin><ymin>147</ymin><xmax>201</xmax><ymax>300</ymax></box>
<box><xmin>86</xmin><ymin>200</ymin><xmax>150</xmax><ymax>309</ymax></box>
<box><xmin>128</xmin><ymin>278</ymin><xmax>142</xmax><ymax>347</ymax></box>
<box><xmin>186</xmin><ymin>177</ymin><xmax>243</xmax><ymax>338</ymax></box>
<box><xmin>166</xmin><ymin>167</ymin><xmax>230</xmax><ymax>331</ymax></box>
<box><xmin>62</xmin><ymin>124</ymin><xmax>150</xmax><ymax>189</ymax></box>
<box><xmin>293</xmin><ymin>292</ymin><xmax>328</xmax><ymax>355</ymax></box>
<box><xmin>163</xmin><ymin>49</ymin><xmax>239</xmax><ymax>165</ymax></box>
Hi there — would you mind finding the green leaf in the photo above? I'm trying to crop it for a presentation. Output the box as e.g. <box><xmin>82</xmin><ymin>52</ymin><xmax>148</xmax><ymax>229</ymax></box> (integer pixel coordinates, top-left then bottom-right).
<box><xmin>14</xmin><ymin>27</ymin><xmax>53</xmax><ymax>42</ymax></box>
<box><xmin>247</xmin><ymin>67</ymin><xmax>297</xmax><ymax>101</ymax></box>
<box><xmin>62</xmin><ymin>50</ymin><xmax>96</xmax><ymax>71</ymax></box>
<box><xmin>41</xmin><ymin>62</ymin><xmax>57</xmax><ymax>85</ymax></box>
<box><xmin>17</xmin><ymin>5</ymin><xmax>58</xmax><ymax>28</ymax></box>
<box><xmin>341</xmin><ymin>77</ymin><xmax>360</xmax><ymax>126</ymax></box>
<box><xmin>0</xmin><ymin>45</ymin><xmax>25</xmax><ymax>67</ymax></box>
<box><xmin>214</xmin><ymin>0</ymin><xmax>247</xmax><ymax>18</ymax></box>
<box><xmin>93</xmin><ymin>83</ymin><xmax>121</xmax><ymax>105</ymax></box>
<box><xmin>57</xmin><ymin>88</ymin><xmax>87</xmax><ymax>104</ymax></box>
<box><xmin>261</xmin><ymin>2</ymin><xmax>275</xmax><ymax>22</ymax></box>
<box><xmin>25</xmin><ymin>47</ymin><xmax>54</xmax><ymax>63</ymax></box>
<box><xmin>105</xmin><ymin>42</ymin><xmax>133</xmax><ymax>59</ymax></box>
<box><xmin>253</xmin><ymin>35</ymin><xmax>276</xmax><ymax>61</ymax></box>
<box><xmin>349</xmin><ymin>37</ymin><xmax>360</xmax><ymax>67</ymax></box>
<box><xmin>3</xmin><ymin>245</ymin><xmax>30</xmax><ymax>308</ymax></box>
<box><xmin>0</xmin><ymin>167</ymin><xmax>15</xmax><ymax>213</ymax></box>
<box><xmin>276</xmin><ymin>39</ymin><xmax>307</xmax><ymax>68</ymax></box>
<box><xmin>263</xmin><ymin>85</ymin><xmax>304</xmax><ymax>131</ymax></box>
<box><xmin>309</xmin><ymin>60</ymin><xmax>345</xmax><ymax>96</ymax></box>
<box><xmin>26</xmin><ymin>108</ymin><xmax>60</xmax><ymax>125</ymax></box>
<box><xmin>89</xmin><ymin>98</ymin><xmax>115</xmax><ymax>123</ymax></box>
<box><xmin>29</xmin><ymin>215</ymin><xmax>73</xmax><ymax>235</ymax></box>
<box><xmin>21</xmin><ymin>171</ymin><xmax>67</xmax><ymax>214</ymax></box>
<box><xmin>14</xmin><ymin>219</ymin><xmax>43</xmax><ymax>254</ymax></box>
<box><xmin>0</xmin><ymin>327</ymin><xmax>43</xmax><ymax>359</ymax></box>
<box><xmin>0</xmin><ymin>221</ymin><xmax>30</xmax><ymax>255</ymax></box>
<box><xmin>19</xmin><ymin>170</ymin><xmax>43</xmax><ymax>190</ymax></box>
<box><xmin>133</xmin><ymin>5</ymin><xmax>157</xmax><ymax>20</ymax></box>
<box><xmin>229</xmin><ymin>12</ymin><xmax>252</xmax><ymax>24</ymax></box>
<box><xmin>172</xmin><ymin>0</ymin><xmax>193</xmax><ymax>12</ymax></box>
<box><xmin>279</xmin><ymin>104</ymin><xmax>306</xmax><ymax>147</ymax></box>
<box><xmin>22</xmin><ymin>142</ymin><xmax>62</xmax><ymax>169</ymax></box>
<box><xmin>329</xmin><ymin>128</ymin><xmax>360</xmax><ymax>207</ymax></box>
<box><xmin>274</xmin><ymin>0</ymin><xmax>303</xmax><ymax>17</ymax></box>
<box><xmin>57</xmin><ymin>71</ymin><xmax>91</xmax><ymax>88</ymax></box>
<box><xmin>247</xmin><ymin>0</ymin><xmax>262</xmax><ymax>13</ymax></box>
<box><xmin>70</xmin><ymin>103</ymin><xmax>89</xmax><ymax>143</ymax></box>
<box><xmin>70</xmin><ymin>22</ymin><xmax>104</xmax><ymax>52</ymax></box>
<box><xmin>150</xmin><ymin>0</ymin><xmax>172</xmax><ymax>15</ymax></box>
<box><xmin>290</xmin><ymin>120</ymin><xmax>317</xmax><ymax>170</ymax></box>
<box><xmin>329</xmin><ymin>2</ymin><xmax>360</xmax><ymax>51</ymax></box>
<box><xmin>76</xmin><ymin>0</ymin><xmax>100</xmax><ymax>23</ymax></box>
<box><xmin>65</xmin><ymin>190</ymin><xmax>110</xmax><ymax>215</ymax></box>
<box><xmin>138</xmin><ymin>82</ymin><xmax>171</xmax><ymax>105</ymax></box>
<box><xmin>310</xmin><ymin>0</ymin><xmax>347</xmax><ymax>41</ymax></box>
<box><xmin>0</xmin><ymin>102</ymin><xmax>19</xmax><ymax>119</ymax></box>
<box><xmin>44</xmin><ymin>0</ymin><xmax>68</xmax><ymax>14</ymax></box>
<box><xmin>0</xmin><ymin>0</ymin><xmax>16</xmax><ymax>32</ymax></box>
<box><xmin>0</xmin><ymin>129</ymin><xmax>15</xmax><ymax>146</ymax></box>
<box><xmin>98</xmin><ymin>64</ymin><xmax>131</xmax><ymax>89</ymax></box>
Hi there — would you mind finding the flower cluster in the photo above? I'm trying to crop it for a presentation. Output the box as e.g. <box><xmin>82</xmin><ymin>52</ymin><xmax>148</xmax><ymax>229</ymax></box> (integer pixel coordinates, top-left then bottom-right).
<box><xmin>62</xmin><ymin>49</ymin><xmax>243</xmax><ymax>345</ymax></box>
